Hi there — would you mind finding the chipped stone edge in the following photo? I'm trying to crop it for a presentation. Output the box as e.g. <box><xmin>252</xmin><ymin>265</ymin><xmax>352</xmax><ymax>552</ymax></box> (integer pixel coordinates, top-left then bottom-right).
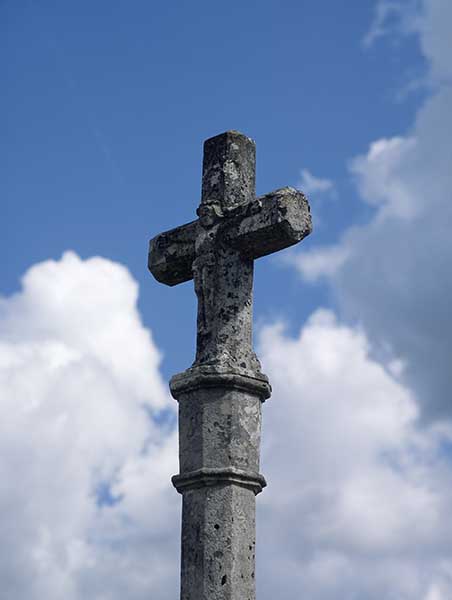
<box><xmin>172</xmin><ymin>467</ymin><xmax>267</xmax><ymax>495</ymax></box>
<box><xmin>169</xmin><ymin>365</ymin><xmax>272</xmax><ymax>402</ymax></box>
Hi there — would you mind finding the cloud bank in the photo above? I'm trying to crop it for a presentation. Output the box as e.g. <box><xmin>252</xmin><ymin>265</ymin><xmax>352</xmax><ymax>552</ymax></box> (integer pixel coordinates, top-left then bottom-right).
<box><xmin>0</xmin><ymin>252</ymin><xmax>179</xmax><ymax>600</ymax></box>
<box><xmin>258</xmin><ymin>311</ymin><xmax>452</xmax><ymax>599</ymax></box>
<box><xmin>290</xmin><ymin>0</ymin><xmax>452</xmax><ymax>421</ymax></box>
<box><xmin>2</xmin><ymin>251</ymin><xmax>452</xmax><ymax>599</ymax></box>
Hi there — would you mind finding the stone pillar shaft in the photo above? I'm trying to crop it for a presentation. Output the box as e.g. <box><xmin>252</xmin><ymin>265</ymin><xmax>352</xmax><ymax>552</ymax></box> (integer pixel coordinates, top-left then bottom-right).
<box><xmin>171</xmin><ymin>371</ymin><xmax>270</xmax><ymax>600</ymax></box>
<box><xmin>180</xmin><ymin>482</ymin><xmax>256</xmax><ymax>599</ymax></box>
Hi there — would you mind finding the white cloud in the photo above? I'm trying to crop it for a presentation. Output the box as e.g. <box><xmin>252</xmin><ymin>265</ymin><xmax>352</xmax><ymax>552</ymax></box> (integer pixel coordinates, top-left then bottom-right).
<box><xmin>0</xmin><ymin>252</ymin><xmax>179</xmax><ymax>600</ymax></box>
<box><xmin>264</xmin><ymin>3</ymin><xmax>452</xmax><ymax>592</ymax></box>
<box><xmin>2</xmin><ymin>252</ymin><xmax>452</xmax><ymax>599</ymax></box>
<box><xmin>285</xmin><ymin>244</ymin><xmax>350</xmax><ymax>282</ymax></box>
<box><xmin>256</xmin><ymin>310</ymin><xmax>452</xmax><ymax>599</ymax></box>
<box><xmin>289</xmin><ymin>0</ymin><xmax>452</xmax><ymax>421</ymax></box>
<box><xmin>298</xmin><ymin>168</ymin><xmax>335</xmax><ymax>196</ymax></box>
<box><xmin>0</xmin><ymin>251</ymin><xmax>168</xmax><ymax>409</ymax></box>
<box><xmin>350</xmin><ymin>135</ymin><xmax>418</xmax><ymax>219</ymax></box>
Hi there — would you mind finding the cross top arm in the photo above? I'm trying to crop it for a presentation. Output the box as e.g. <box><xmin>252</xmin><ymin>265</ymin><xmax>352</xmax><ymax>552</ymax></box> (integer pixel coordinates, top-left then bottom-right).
<box><xmin>148</xmin><ymin>188</ymin><xmax>312</xmax><ymax>287</ymax></box>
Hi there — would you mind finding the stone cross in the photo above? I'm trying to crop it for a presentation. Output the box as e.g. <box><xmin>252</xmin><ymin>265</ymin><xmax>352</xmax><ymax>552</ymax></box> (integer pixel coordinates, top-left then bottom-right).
<box><xmin>148</xmin><ymin>131</ymin><xmax>312</xmax><ymax>600</ymax></box>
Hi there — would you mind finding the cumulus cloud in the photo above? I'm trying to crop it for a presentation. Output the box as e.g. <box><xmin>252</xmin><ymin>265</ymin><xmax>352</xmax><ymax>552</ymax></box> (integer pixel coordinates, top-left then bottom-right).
<box><xmin>2</xmin><ymin>252</ymin><xmax>452</xmax><ymax>599</ymax></box>
<box><xmin>289</xmin><ymin>0</ymin><xmax>452</xmax><ymax>421</ymax></box>
<box><xmin>350</xmin><ymin>136</ymin><xmax>418</xmax><ymax>218</ymax></box>
<box><xmin>284</xmin><ymin>244</ymin><xmax>350</xmax><ymax>283</ymax></box>
<box><xmin>257</xmin><ymin>310</ymin><xmax>452</xmax><ymax>599</ymax></box>
<box><xmin>0</xmin><ymin>252</ymin><xmax>179</xmax><ymax>600</ymax></box>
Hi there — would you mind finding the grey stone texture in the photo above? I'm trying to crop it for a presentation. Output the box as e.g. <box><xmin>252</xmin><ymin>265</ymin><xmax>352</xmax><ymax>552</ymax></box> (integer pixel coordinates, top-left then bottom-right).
<box><xmin>173</xmin><ymin>380</ymin><xmax>265</xmax><ymax>600</ymax></box>
<box><xmin>180</xmin><ymin>485</ymin><xmax>257</xmax><ymax>600</ymax></box>
<box><xmin>148</xmin><ymin>131</ymin><xmax>312</xmax><ymax>599</ymax></box>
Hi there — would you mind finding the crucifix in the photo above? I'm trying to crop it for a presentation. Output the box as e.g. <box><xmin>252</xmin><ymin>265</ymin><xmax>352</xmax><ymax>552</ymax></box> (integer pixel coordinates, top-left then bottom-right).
<box><xmin>148</xmin><ymin>131</ymin><xmax>312</xmax><ymax>600</ymax></box>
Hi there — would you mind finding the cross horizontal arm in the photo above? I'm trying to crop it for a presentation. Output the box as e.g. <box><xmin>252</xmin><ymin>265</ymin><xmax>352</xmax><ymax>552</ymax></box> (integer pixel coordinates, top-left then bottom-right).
<box><xmin>226</xmin><ymin>186</ymin><xmax>312</xmax><ymax>260</ymax></box>
<box><xmin>148</xmin><ymin>219</ymin><xmax>198</xmax><ymax>286</ymax></box>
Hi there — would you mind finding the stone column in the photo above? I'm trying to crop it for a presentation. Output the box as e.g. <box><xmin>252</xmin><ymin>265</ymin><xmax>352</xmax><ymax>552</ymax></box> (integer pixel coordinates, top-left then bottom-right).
<box><xmin>170</xmin><ymin>369</ymin><xmax>271</xmax><ymax>600</ymax></box>
<box><xmin>148</xmin><ymin>131</ymin><xmax>312</xmax><ymax>600</ymax></box>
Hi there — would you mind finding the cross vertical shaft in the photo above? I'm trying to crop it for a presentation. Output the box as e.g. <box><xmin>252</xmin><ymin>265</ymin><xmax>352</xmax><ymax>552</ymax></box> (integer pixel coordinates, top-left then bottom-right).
<box><xmin>148</xmin><ymin>131</ymin><xmax>312</xmax><ymax>600</ymax></box>
<box><xmin>193</xmin><ymin>132</ymin><xmax>260</xmax><ymax>373</ymax></box>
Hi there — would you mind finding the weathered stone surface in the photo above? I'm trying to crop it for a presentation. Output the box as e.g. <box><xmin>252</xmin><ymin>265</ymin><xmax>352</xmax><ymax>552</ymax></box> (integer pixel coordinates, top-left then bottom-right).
<box><xmin>201</xmin><ymin>130</ymin><xmax>256</xmax><ymax>212</ymax></box>
<box><xmin>172</xmin><ymin>378</ymin><xmax>265</xmax><ymax>479</ymax></box>
<box><xmin>148</xmin><ymin>219</ymin><xmax>197</xmax><ymax>286</ymax></box>
<box><xmin>171</xmin><ymin>369</ymin><xmax>266</xmax><ymax>600</ymax></box>
<box><xmin>180</xmin><ymin>485</ymin><xmax>256</xmax><ymax>600</ymax></box>
<box><xmin>148</xmin><ymin>187</ymin><xmax>311</xmax><ymax>289</ymax></box>
<box><xmin>148</xmin><ymin>182</ymin><xmax>311</xmax><ymax>374</ymax></box>
<box><xmin>147</xmin><ymin>131</ymin><xmax>312</xmax><ymax>600</ymax></box>
<box><xmin>227</xmin><ymin>186</ymin><xmax>312</xmax><ymax>260</ymax></box>
<box><xmin>170</xmin><ymin>366</ymin><xmax>271</xmax><ymax>401</ymax></box>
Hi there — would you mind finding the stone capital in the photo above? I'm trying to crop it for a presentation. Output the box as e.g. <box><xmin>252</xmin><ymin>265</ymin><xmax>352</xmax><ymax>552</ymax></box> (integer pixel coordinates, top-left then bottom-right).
<box><xmin>172</xmin><ymin>467</ymin><xmax>267</xmax><ymax>495</ymax></box>
<box><xmin>170</xmin><ymin>364</ymin><xmax>272</xmax><ymax>402</ymax></box>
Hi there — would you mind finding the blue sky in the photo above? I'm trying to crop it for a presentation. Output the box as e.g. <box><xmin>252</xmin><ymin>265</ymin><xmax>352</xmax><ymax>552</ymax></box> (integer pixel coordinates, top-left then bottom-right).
<box><xmin>2</xmin><ymin>0</ymin><xmax>425</xmax><ymax>376</ymax></box>
<box><xmin>2</xmin><ymin>1</ymin><xmax>452</xmax><ymax>599</ymax></box>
